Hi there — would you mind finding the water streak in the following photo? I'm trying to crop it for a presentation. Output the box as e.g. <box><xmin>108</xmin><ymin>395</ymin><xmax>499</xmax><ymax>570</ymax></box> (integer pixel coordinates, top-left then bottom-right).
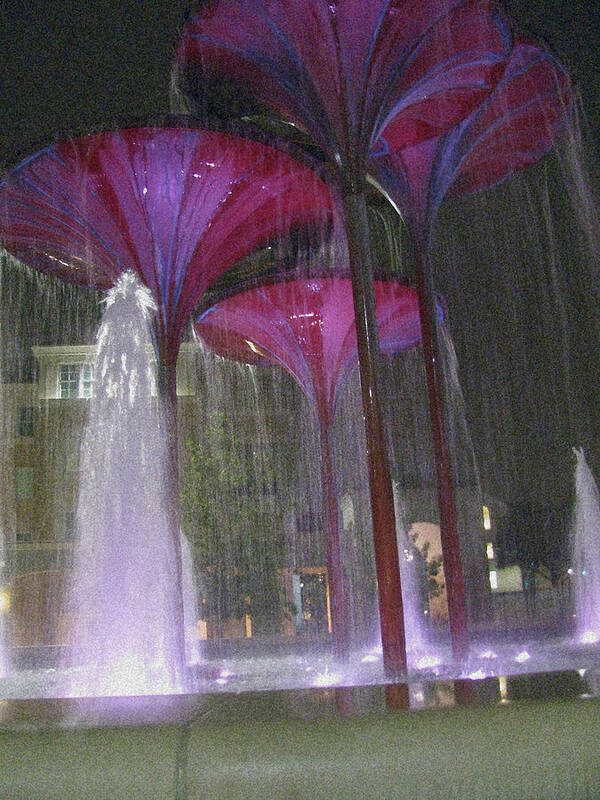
<box><xmin>63</xmin><ymin>271</ymin><xmax>185</xmax><ymax>695</ymax></box>
<box><xmin>573</xmin><ymin>447</ymin><xmax>600</xmax><ymax>643</ymax></box>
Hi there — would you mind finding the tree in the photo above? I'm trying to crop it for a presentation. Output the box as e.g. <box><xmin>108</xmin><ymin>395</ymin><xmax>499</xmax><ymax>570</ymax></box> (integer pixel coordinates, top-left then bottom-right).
<box><xmin>180</xmin><ymin>409</ymin><xmax>290</xmax><ymax>637</ymax></box>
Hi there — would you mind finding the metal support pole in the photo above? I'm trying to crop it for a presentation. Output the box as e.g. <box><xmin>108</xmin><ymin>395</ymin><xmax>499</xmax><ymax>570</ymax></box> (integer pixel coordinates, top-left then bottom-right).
<box><xmin>414</xmin><ymin>251</ymin><xmax>469</xmax><ymax>661</ymax></box>
<box><xmin>342</xmin><ymin>191</ymin><xmax>407</xmax><ymax>675</ymax></box>
<box><xmin>157</xmin><ymin>358</ymin><xmax>189</xmax><ymax>690</ymax></box>
<box><xmin>319</xmin><ymin>420</ymin><xmax>350</xmax><ymax>660</ymax></box>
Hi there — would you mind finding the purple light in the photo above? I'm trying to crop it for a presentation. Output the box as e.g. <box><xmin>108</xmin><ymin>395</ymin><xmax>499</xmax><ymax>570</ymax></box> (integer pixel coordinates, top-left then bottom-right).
<box><xmin>195</xmin><ymin>278</ymin><xmax>427</xmax><ymax>425</ymax></box>
<box><xmin>371</xmin><ymin>40</ymin><xmax>573</xmax><ymax>245</ymax></box>
<box><xmin>0</xmin><ymin>126</ymin><xmax>335</xmax><ymax>367</ymax></box>
<box><xmin>176</xmin><ymin>0</ymin><xmax>510</xmax><ymax>176</ymax></box>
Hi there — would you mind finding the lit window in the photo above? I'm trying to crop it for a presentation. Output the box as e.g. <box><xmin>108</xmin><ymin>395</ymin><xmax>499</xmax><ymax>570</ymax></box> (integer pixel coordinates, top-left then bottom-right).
<box><xmin>486</xmin><ymin>541</ymin><xmax>495</xmax><ymax>560</ymax></box>
<box><xmin>489</xmin><ymin>570</ymin><xmax>498</xmax><ymax>590</ymax></box>
<box><xmin>0</xmin><ymin>589</ymin><xmax>10</xmax><ymax>612</ymax></box>
<box><xmin>58</xmin><ymin>363</ymin><xmax>94</xmax><ymax>398</ymax></box>
<box><xmin>482</xmin><ymin>505</ymin><xmax>491</xmax><ymax>530</ymax></box>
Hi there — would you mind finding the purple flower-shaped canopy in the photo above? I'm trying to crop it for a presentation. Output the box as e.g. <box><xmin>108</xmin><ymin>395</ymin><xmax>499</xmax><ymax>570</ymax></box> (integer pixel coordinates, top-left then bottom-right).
<box><xmin>0</xmin><ymin>126</ymin><xmax>335</xmax><ymax>367</ymax></box>
<box><xmin>176</xmin><ymin>0</ymin><xmax>510</xmax><ymax>185</ymax></box>
<box><xmin>195</xmin><ymin>277</ymin><xmax>430</xmax><ymax>426</ymax></box>
<box><xmin>370</xmin><ymin>40</ymin><xmax>573</xmax><ymax>246</ymax></box>
<box><xmin>195</xmin><ymin>276</ymin><xmax>437</xmax><ymax>659</ymax></box>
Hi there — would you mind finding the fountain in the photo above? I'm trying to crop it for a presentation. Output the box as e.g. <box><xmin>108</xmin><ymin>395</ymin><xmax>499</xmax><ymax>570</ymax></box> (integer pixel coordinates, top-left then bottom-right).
<box><xmin>0</xmin><ymin>0</ymin><xmax>595</xmax><ymax>695</ymax></box>
<box><xmin>175</xmin><ymin>0</ymin><xmax>512</xmax><ymax>669</ymax></box>
<box><xmin>64</xmin><ymin>271</ymin><xmax>185</xmax><ymax>696</ymax></box>
<box><xmin>572</xmin><ymin>447</ymin><xmax>600</xmax><ymax>645</ymax></box>
<box><xmin>194</xmin><ymin>276</ymin><xmax>439</xmax><ymax>663</ymax></box>
<box><xmin>0</xmin><ymin>124</ymin><xmax>334</xmax><ymax>692</ymax></box>
<box><xmin>0</xmin><ymin>1</ymin><xmax>599</xmax><ymax>795</ymax></box>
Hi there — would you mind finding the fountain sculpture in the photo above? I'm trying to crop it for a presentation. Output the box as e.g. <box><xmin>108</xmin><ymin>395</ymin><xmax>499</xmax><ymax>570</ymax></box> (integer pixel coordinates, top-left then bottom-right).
<box><xmin>0</xmin><ymin>0</ymin><xmax>597</xmax><ymax>704</ymax></box>
<box><xmin>175</xmin><ymin>0</ymin><xmax>512</xmax><ymax>669</ymax></box>
<box><xmin>0</xmin><ymin>124</ymin><xmax>335</xmax><ymax>691</ymax></box>
<box><xmin>195</xmin><ymin>276</ymin><xmax>439</xmax><ymax>660</ymax></box>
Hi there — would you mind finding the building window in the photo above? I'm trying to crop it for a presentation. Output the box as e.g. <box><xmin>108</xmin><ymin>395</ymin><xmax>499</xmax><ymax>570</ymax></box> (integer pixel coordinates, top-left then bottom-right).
<box><xmin>15</xmin><ymin>530</ymin><xmax>33</xmax><ymax>543</ymax></box>
<box><xmin>15</xmin><ymin>467</ymin><xmax>35</xmax><ymax>501</ymax></box>
<box><xmin>58</xmin><ymin>363</ymin><xmax>94</xmax><ymax>398</ymax></box>
<box><xmin>18</xmin><ymin>406</ymin><xmax>35</xmax><ymax>436</ymax></box>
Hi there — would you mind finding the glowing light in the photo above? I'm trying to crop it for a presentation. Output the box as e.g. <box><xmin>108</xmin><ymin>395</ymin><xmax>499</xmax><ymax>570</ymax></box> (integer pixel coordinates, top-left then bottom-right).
<box><xmin>567</xmin><ymin>568</ymin><xmax>574</xmax><ymax>575</ymax></box>
<box><xmin>479</xmin><ymin>649</ymin><xmax>497</xmax><ymax>660</ymax></box>
<box><xmin>580</xmin><ymin>630</ymin><xmax>600</xmax><ymax>645</ymax></box>
<box><xmin>220</xmin><ymin>669</ymin><xmax>234</xmax><ymax>678</ymax></box>
<box><xmin>215</xmin><ymin>678</ymin><xmax>228</xmax><ymax>685</ymax></box>
<box><xmin>489</xmin><ymin>570</ymin><xmax>498</xmax><ymax>590</ymax></box>
<box><xmin>483</xmin><ymin>506</ymin><xmax>491</xmax><ymax>530</ymax></box>
<box><xmin>416</xmin><ymin>655</ymin><xmax>442</xmax><ymax>670</ymax></box>
<box><xmin>0</xmin><ymin>589</ymin><xmax>10</xmax><ymax>612</ymax></box>
<box><xmin>312</xmin><ymin>672</ymin><xmax>342</xmax><ymax>688</ymax></box>
<box><xmin>486</xmin><ymin>541</ymin><xmax>494</xmax><ymax>559</ymax></box>
<box><xmin>245</xmin><ymin>339</ymin><xmax>262</xmax><ymax>355</ymax></box>
<box><xmin>46</xmin><ymin>254</ymin><xmax>72</xmax><ymax>269</ymax></box>
<box><xmin>468</xmin><ymin>669</ymin><xmax>487</xmax><ymax>680</ymax></box>
<box><xmin>499</xmin><ymin>675</ymin><xmax>508</xmax><ymax>703</ymax></box>
<box><xmin>515</xmin><ymin>650</ymin><xmax>531</xmax><ymax>663</ymax></box>
<box><xmin>361</xmin><ymin>654</ymin><xmax>379</xmax><ymax>663</ymax></box>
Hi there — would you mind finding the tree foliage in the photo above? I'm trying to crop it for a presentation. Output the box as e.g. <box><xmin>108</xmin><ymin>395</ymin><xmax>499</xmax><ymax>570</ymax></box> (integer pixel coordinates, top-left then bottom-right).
<box><xmin>180</xmin><ymin>410</ymin><xmax>289</xmax><ymax>634</ymax></box>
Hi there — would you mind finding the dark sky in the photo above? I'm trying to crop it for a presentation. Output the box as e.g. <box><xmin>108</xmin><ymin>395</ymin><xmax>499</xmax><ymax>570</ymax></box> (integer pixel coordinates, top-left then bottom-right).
<box><xmin>1</xmin><ymin>0</ymin><xmax>599</xmax><ymax>169</ymax></box>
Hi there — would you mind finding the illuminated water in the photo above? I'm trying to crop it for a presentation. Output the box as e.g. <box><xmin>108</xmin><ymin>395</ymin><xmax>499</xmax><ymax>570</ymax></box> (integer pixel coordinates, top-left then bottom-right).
<box><xmin>61</xmin><ymin>272</ymin><xmax>186</xmax><ymax>696</ymax></box>
<box><xmin>572</xmin><ymin>447</ymin><xmax>600</xmax><ymax>644</ymax></box>
<box><xmin>0</xmin><ymin>108</ymin><xmax>598</xmax><ymax>704</ymax></box>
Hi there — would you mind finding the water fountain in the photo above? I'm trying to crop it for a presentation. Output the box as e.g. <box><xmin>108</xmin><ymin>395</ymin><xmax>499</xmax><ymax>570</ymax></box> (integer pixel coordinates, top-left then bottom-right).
<box><xmin>64</xmin><ymin>271</ymin><xmax>185</xmax><ymax>696</ymax></box>
<box><xmin>194</xmin><ymin>276</ymin><xmax>438</xmax><ymax>664</ymax></box>
<box><xmin>572</xmin><ymin>447</ymin><xmax>600</xmax><ymax>645</ymax></box>
<box><xmin>0</xmin><ymin>0</ymin><xmax>596</xmax><ymax>695</ymax></box>
<box><xmin>175</xmin><ymin>0</ymin><xmax>511</xmax><ymax>669</ymax></box>
<box><xmin>0</xmin><ymin>1</ymin><xmax>599</xmax><ymax>795</ymax></box>
<box><xmin>0</xmin><ymin>123</ymin><xmax>335</xmax><ymax>693</ymax></box>
<box><xmin>174</xmin><ymin>0</ymin><xmax>600</xmax><ymax>689</ymax></box>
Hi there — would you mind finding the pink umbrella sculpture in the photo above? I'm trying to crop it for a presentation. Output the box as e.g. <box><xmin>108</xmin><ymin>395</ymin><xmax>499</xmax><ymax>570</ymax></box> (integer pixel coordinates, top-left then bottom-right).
<box><xmin>175</xmin><ymin>0</ymin><xmax>511</xmax><ymax>674</ymax></box>
<box><xmin>370</xmin><ymin>40</ymin><xmax>573</xmax><ymax>656</ymax></box>
<box><xmin>0</xmin><ymin>124</ymin><xmax>335</xmax><ymax>684</ymax></box>
<box><xmin>195</xmin><ymin>277</ymin><xmax>437</xmax><ymax>660</ymax></box>
<box><xmin>0</xmin><ymin>124</ymin><xmax>334</xmax><ymax>396</ymax></box>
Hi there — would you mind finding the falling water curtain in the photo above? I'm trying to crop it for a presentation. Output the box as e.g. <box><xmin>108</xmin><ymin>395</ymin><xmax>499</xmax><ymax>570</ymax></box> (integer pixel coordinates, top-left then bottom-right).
<box><xmin>175</xmin><ymin>0</ymin><xmax>513</xmax><ymax>669</ymax></box>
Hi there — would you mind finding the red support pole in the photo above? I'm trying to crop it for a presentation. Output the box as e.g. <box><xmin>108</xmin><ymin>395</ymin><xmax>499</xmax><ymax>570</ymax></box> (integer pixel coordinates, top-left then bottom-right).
<box><xmin>414</xmin><ymin>251</ymin><xmax>469</xmax><ymax>661</ymax></box>
<box><xmin>342</xmin><ymin>191</ymin><xmax>407</xmax><ymax>675</ymax></box>
<box><xmin>157</xmin><ymin>358</ymin><xmax>189</xmax><ymax>690</ymax></box>
<box><xmin>319</xmin><ymin>419</ymin><xmax>350</xmax><ymax>660</ymax></box>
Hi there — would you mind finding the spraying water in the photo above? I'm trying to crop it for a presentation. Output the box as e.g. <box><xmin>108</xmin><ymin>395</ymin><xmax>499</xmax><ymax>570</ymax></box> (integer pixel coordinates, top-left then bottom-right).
<box><xmin>0</xmin><ymin>529</ymin><xmax>8</xmax><ymax>678</ymax></box>
<box><xmin>393</xmin><ymin>485</ymin><xmax>428</xmax><ymax>658</ymax></box>
<box><xmin>63</xmin><ymin>271</ymin><xmax>186</xmax><ymax>695</ymax></box>
<box><xmin>572</xmin><ymin>447</ymin><xmax>600</xmax><ymax>644</ymax></box>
